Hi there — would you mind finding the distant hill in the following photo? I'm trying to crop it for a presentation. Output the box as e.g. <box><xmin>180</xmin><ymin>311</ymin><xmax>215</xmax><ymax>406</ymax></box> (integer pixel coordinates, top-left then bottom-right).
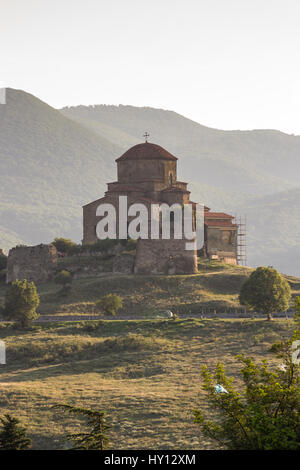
<box><xmin>236</xmin><ymin>188</ymin><xmax>300</xmax><ymax>276</ymax></box>
<box><xmin>61</xmin><ymin>104</ymin><xmax>300</xmax><ymax>194</ymax></box>
<box><xmin>0</xmin><ymin>89</ymin><xmax>300</xmax><ymax>276</ymax></box>
<box><xmin>0</xmin><ymin>89</ymin><xmax>122</xmax><ymax>248</ymax></box>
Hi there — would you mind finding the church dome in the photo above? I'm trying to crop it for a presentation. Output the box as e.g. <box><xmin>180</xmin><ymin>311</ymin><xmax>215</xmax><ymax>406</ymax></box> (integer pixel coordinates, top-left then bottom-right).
<box><xmin>116</xmin><ymin>143</ymin><xmax>178</xmax><ymax>162</ymax></box>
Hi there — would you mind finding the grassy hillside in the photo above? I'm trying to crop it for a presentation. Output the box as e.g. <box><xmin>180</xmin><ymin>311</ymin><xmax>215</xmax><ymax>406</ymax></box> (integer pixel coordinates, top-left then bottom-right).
<box><xmin>1</xmin><ymin>260</ymin><xmax>299</xmax><ymax>318</ymax></box>
<box><xmin>0</xmin><ymin>264</ymin><xmax>298</xmax><ymax>449</ymax></box>
<box><xmin>0</xmin><ymin>318</ymin><xmax>295</xmax><ymax>449</ymax></box>
<box><xmin>0</xmin><ymin>261</ymin><xmax>250</xmax><ymax>317</ymax></box>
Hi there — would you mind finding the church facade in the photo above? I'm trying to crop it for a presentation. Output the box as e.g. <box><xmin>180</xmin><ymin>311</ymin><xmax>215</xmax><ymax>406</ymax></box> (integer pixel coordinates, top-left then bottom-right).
<box><xmin>83</xmin><ymin>141</ymin><xmax>238</xmax><ymax>274</ymax></box>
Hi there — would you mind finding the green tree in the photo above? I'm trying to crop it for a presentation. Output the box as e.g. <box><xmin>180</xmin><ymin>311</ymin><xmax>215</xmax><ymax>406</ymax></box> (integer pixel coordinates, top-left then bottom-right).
<box><xmin>239</xmin><ymin>266</ymin><xmax>291</xmax><ymax>320</ymax></box>
<box><xmin>0</xmin><ymin>414</ymin><xmax>31</xmax><ymax>450</ymax></box>
<box><xmin>194</xmin><ymin>352</ymin><xmax>300</xmax><ymax>450</ymax></box>
<box><xmin>52</xmin><ymin>237</ymin><xmax>77</xmax><ymax>255</ymax></box>
<box><xmin>3</xmin><ymin>279</ymin><xmax>40</xmax><ymax>327</ymax></box>
<box><xmin>95</xmin><ymin>294</ymin><xmax>123</xmax><ymax>316</ymax></box>
<box><xmin>53</xmin><ymin>404</ymin><xmax>110</xmax><ymax>450</ymax></box>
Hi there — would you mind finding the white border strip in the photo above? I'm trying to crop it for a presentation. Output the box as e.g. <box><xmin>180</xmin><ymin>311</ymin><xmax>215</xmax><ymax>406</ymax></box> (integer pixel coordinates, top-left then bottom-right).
<box><xmin>0</xmin><ymin>88</ymin><xmax>7</xmax><ymax>104</ymax></box>
<box><xmin>0</xmin><ymin>340</ymin><xmax>6</xmax><ymax>364</ymax></box>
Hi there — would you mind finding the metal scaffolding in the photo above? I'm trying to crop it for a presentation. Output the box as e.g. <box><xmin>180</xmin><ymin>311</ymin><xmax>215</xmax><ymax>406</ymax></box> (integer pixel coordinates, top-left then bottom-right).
<box><xmin>235</xmin><ymin>215</ymin><xmax>247</xmax><ymax>266</ymax></box>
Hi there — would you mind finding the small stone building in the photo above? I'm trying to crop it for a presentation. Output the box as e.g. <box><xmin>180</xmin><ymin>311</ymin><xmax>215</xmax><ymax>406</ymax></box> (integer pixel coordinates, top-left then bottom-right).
<box><xmin>202</xmin><ymin>212</ymin><xmax>238</xmax><ymax>264</ymax></box>
<box><xmin>6</xmin><ymin>244</ymin><xmax>58</xmax><ymax>284</ymax></box>
<box><xmin>83</xmin><ymin>142</ymin><xmax>238</xmax><ymax>273</ymax></box>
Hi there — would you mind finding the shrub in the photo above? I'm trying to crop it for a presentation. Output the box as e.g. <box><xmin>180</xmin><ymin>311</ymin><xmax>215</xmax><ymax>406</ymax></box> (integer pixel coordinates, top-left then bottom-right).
<box><xmin>54</xmin><ymin>270</ymin><xmax>72</xmax><ymax>286</ymax></box>
<box><xmin>194</xmin><ymin>356</ymin><xmax>300</xmax><ymax>450</ymax></box>
<box><xmin>95</xmin><ymin>294</ymin><xmax>123</xmax><ymax>316</ymax></box>
<box><xmin>2</xmin><ymin>279</ymin><xmax>40</xmax><ymax>327</ymax></box>
<box><xmin>239</xmin><ymin>266</ymin><xmax>291</xmax><ymax>320</ymax></box>
<box><xmin>194</xmin><ymin>310</ymin><xmax>300</xmax><ymax>450</ymax></box>
<box><xmin>89</xmin><ymin>239</ymin><xmax>119</xmax><ymax>253</ymax></box>
<box><xmin>52</xmin><ymin>237</ymin><xmax>77</xmax><ymax>255</ymax></box>
<box><xmin>67</xmin><ymin>244</ymin><xmax>82</xmax><ymax>256</ymax></box>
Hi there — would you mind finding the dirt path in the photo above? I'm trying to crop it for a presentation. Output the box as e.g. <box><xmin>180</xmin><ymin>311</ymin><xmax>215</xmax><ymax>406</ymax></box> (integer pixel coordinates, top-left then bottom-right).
<box><xmin>34</xmin><ymin>312</ymin><xmax>294</xmax><ymax>322</ymax></box>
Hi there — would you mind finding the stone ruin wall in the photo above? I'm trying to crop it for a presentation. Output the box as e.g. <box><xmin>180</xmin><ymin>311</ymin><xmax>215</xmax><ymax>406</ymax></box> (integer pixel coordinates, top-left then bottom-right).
<box><xmin>134</xmin><ymin>238</ymin><xmax>198</xmax><ymax>275</ymax></box>
<box><xmin>6</xmin><ymin>244</ymin><xmax>58</xmax><ymax>284</ymax></box>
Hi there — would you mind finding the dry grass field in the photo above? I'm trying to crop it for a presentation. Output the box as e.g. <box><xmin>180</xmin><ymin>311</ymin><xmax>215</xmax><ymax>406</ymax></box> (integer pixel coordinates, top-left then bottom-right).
<box><xmin>0</xmin><ymin>318</ymin><xmax>295</xmax><ymax>449</ymax></box>
<box><xmin>0</xmin><ymin>261</ymin><xmax>299</xmax><ymax>449</ymax></box>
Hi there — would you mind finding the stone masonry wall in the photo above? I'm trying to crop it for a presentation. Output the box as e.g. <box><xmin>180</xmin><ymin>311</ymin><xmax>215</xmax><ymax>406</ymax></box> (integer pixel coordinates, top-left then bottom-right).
<box><xmin>206</xmin><ymin>227</ymin><xmax>237</xmax><ymax>260</ymax></box>
<box><xmin>7</xmin><ymin>244</ymin><xmax>58</xmax><ymax>284</ymax></box>
<box><xmin>134</xmin><ymin>238</ymin><xmax>197</xmax><ymax>275</ymax></box>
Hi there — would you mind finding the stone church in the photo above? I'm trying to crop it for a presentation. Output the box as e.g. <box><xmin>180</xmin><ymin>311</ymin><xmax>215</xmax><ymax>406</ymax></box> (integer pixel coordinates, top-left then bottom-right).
<box><xmin>83</xmin><ymin>141</ymin><xmax>238</xmax><ymax>274</ymax></box>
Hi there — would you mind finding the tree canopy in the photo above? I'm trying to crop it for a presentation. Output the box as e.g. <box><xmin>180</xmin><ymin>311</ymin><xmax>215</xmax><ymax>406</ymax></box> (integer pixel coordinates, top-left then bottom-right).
<box><xmin>95</xmin><ymin>294</ymin><xmax>123</xmax><ymax>316</ymax></box>
<box><xmin>239</xmin><ymin>266</ymin><xmax>291</xmax><ymax>320</ymax></box>
<box><xmin>3</xmin><ymin>279</ymin><xmax>40</xmax><ymax>327</ymax></box>
<box><xmin>53</xmin><ymin>404</ymin><xmax>110</xmax><ymax>450</ymax></box>
<box><xmin>52</xmin><ymin>237</ymin><xmax>77</xmax><ymax>255</ymax></box>
<box><xmin>0</xmin><ymin>414</ymin><xmax>31</xmax><ymax>450</ymax></box>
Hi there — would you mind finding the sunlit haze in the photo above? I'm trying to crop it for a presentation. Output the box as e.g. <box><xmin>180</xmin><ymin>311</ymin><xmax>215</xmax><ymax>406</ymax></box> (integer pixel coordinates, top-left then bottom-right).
<box><xmin>1</xmin><ymin>0</ymin><xmax>300</xmax><ymax>133</ymax></box>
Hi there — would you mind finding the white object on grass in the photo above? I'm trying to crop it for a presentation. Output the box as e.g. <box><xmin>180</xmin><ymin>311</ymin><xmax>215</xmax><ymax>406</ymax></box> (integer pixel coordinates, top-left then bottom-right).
<box><xmin>215</xmin><ymin>384</ymin><xmax>228</xmax><ymax>394</ymax></box>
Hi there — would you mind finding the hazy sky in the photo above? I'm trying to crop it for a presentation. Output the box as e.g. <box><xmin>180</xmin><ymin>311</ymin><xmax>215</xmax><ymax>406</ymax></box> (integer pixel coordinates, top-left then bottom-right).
<box><xmin>1</xmin><ymin>0</ymin><xmax>300</xmax><ymax>134</ymax></box>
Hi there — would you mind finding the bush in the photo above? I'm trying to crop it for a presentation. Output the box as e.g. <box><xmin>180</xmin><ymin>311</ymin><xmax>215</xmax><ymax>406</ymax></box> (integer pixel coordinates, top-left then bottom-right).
<box><xmin>95</xmin><ymin>294</ymin><xmax>123</xmax><ymax>316</ymax></box>
<box><xmin>194</xmin><ymin>356</ymin><xmax>300</xmax><ymax>449</ymax></box>
<box><xmin>2</xmin><ymin>279</ymin><xmax>40</xmax><ymax>327</ymax></box>
<box><xmin>52</xmin><ymin>237</ymin><xmax>77</xmax><ymax>255</ymax></box>
<box><xmin>67</xmin><ymin>244</ymin><xmax>82</xmax><ymax>256</ymax></box>
<box><xmin>54</xmin><ymin>270</ymin><xmax>72</xmax><ymax>287</ymax></box>
<box><xmin>89</xmin><ymin>239</ymin><xmax>119</xmax><ymax>253</ymax></box>
<box><xmin>194</xmin><ymin>310</ymin><xmax>300</xmax><ymax>450</ymax></box>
